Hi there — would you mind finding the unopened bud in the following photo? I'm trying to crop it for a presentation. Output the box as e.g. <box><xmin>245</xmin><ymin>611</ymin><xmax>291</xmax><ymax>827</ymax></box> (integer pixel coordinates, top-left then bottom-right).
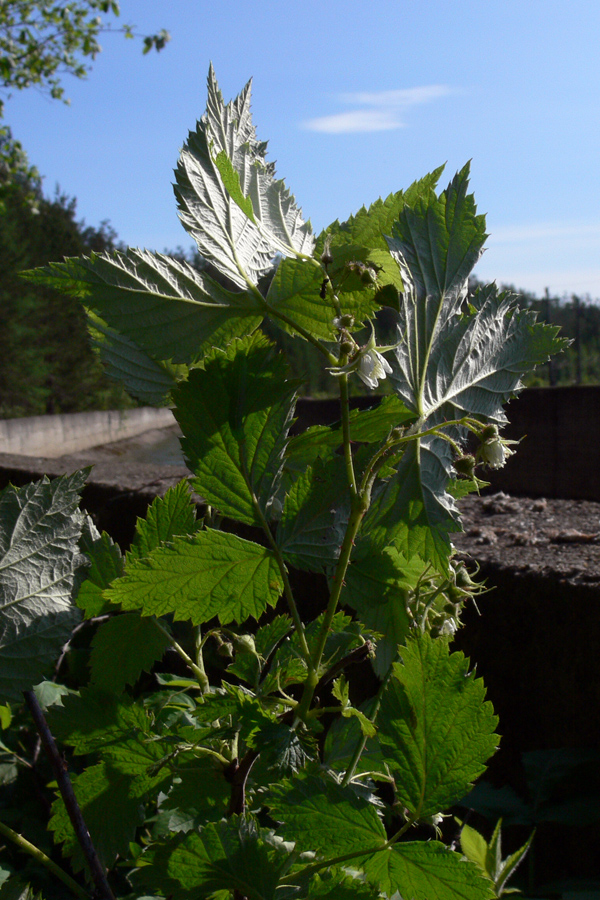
<box><xmin>480</xmin><ymin>423</ymin><xmax>499</xmax><ymax>442</ymax></box>
<box><xmin>454</xmin><ymin>454</ymin><xmax>476</xmax><ymax>477</ymax></box>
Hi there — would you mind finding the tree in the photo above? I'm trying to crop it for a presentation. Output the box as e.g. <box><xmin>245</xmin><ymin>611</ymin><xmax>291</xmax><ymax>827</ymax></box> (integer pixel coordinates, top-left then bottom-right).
<box><xmin>0</xmin><ymin>0</ymin><xmax>169</xmax><ymax>116</ymax></box>
<box><xmin>0</xmin><ymin>132</ymin><xmax>135</xmax><ymax>417</ymax></box>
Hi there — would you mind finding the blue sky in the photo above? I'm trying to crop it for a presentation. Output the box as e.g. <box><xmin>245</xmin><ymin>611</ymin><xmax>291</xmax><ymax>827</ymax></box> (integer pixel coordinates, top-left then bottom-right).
<box><xmin>5</xmin><ymin>0</ymin><xmax>600</xmax><ymax>298</ymax></box>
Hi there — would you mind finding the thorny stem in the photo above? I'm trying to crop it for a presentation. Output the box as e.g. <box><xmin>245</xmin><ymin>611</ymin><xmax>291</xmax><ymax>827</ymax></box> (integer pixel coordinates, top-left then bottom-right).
<box><xmin>23</xmin><ymin>691</ymin><xmax>116</xmax><ymax>900</ymax></box>
<box><xmin>0</xmin><ymin>819</ymin><xmax>91</xmax><ymax>900</ymax></box>
<box><xmin>150</xmin><ymin>617</ymin><xmax>209</xmax><ymax>692</ymax></box>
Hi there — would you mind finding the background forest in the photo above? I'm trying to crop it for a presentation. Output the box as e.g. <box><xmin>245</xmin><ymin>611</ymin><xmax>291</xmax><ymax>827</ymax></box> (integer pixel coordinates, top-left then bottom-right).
<box><xmin>2</xmin><ymin>137</ymin><xmax>600</xmax><ymax>419</ymax></box>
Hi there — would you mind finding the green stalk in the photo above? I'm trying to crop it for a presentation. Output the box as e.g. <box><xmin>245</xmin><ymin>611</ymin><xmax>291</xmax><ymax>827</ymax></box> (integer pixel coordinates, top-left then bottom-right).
<box><xmin>341</xmin><ymin>665</ymin><xmax>394</xmax><ymax>787</ymax></box>
<box><xmin>0</xmin><ymin>819</ymin><xmax>91</xmax><ymax>900</ymax></box>
<box><xmin>338</xmin><ymin>372</ymin><xmax>358</xmax><ymax>498</ymax></box>
<box><xmin>150</xmin><ymin>618</ymin><xmax>209</xmax><ymax>692</ymax></box>
<box><xmin>242</xmin><ymin>461</ymin><xmax>314</xmax><ymax>674</ymax></box>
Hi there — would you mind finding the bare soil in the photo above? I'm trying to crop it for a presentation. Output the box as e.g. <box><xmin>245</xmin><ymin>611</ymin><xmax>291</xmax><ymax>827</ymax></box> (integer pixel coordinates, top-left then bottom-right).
<box><xmin>453</xmin><ymin>491</ymin><xmax>600</xmax><ymax>588</ymax></box>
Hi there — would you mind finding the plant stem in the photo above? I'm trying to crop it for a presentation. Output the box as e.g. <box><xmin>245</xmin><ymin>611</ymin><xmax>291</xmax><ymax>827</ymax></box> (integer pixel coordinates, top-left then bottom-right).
<box><xmin>338</xmin><ymin>372</ymin><xmax>358</xmax><ymax>497</ymax></box>
<box><xmin>0</xmin><ymin>819</ymin><xmax>91</xmax><ymax>900</ymax></box>
<box><xmin>242</xmin><ymin>460</ymin><xmax>314</xmax><ymax>674</ymax></box>
<box><xmin>341</xmin><ymin>665</ymin><xmax>394</xmax><ymax>787</ymax></box>
<box><xmin>151</xmin><ymin>618</ymin><xmax>209</xmax><ymax>692</ymax></box>
<box><xmin>23</xmin><ymin>691</ymin><xmax>116</xmax><ymax>900</ymax></box>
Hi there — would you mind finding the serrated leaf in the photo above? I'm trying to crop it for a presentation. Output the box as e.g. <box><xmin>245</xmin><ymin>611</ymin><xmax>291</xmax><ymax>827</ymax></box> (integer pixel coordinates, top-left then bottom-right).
<box><xmin>378</xmin><ymin>631</ymin><xmax>499</xmax><ymax>819</ymax></box>
<box><xmin>76</xmin><ymin>526</ymin><xmax>123</xmax><ymax>618</ymax></box>
<box><xmin>342</xmin><ymin>543</ymin><xmax>425</xmax><ymax>675</ymax></box>
<box><xmin>175</xmin><ymin>66</ymin><xmax>314</xmax><ymax>291</ymax></box>
<box><xmin>174</xmin><ymin>332</ymin><xmax>297</xmax><ymax>527</ymax></box>
<box><xmin>25</xmin><ymin>248</ymin><xmax>264</xmax><ymax>366</ymax></box>
<box><xmin>227</xmin><ymin>615</ymin><xmax>292</xmax><ymax>686</ymax></box>
<box><xmin>159</xmin><ymin>759</ymin><xmax>231</xmax><ymax>833</ymax></box>
<box><xmin>0</xmin><ymin>472</ymin><xmax>87</xmax><ymax>704</ymax></box>
<box><xmin>88</xmin><ymin>312</ymin><xmax>186</xmax><ymax>405</ymax></box>
<box><xmin>323</xmin><ymin>697</ymin><xmax>385</xmax><ymax>778</ymax></box>
<box><xmin>89</xmin><ymin>614</ymin><xmax>171</xmax><ymax>694</ymax></box>
<box><xmin>287</xmin><ymin>395</ymin><xmax>416</xmax><ymax>466</ymax></box>
<box><xmin>376</xmin><ymin>165</ymin><xmax>567</xmax><ymax>570</ymax></box>
<box><xmin>49</xmin><ymin>762</ymin><xmax>148</xmax><ymax>873</ymax></box>
<box><xmin>130</xmin><ymin>481</ymin><xmax>199</xmax><ymax>560</ymax></box>
<box><xmin>269</xmin><ymin>771</ymin><xmax>386</xmax><ymax>856</ymax></box>
<box><xmin>306</xmin><ymin>868</ymin><xmax>382</xmax><ymax>898</ymax></box>
<box><xmin>362</xmin><ymin>438</ymin><xmax>458</xmax><ymax>572</ymax></box>
<box><xmin>48</xmin><ymin>687</ymin><xmax>150</xmax><ymax>755</ymax></box>
<box><xmin>276</xmin><ymin>455</ymin><xmax>349</xmax><ymax>572</ymax></box>
<box><xmin>362</xmin><ymin>841</ymin><xmax>494</xmax><ymax>900</ymax></box>
<box><xmin>315</xmin><ymin>169</ymin><xmax>445</xmax><ymax>255</ymax></box>
<box><xmin>106</xmin><ymin>530</ymin><xmax>284</xmax><ymax>626</ymax></box>
<box><xmin>266</xmin><ymin>256</ymin><xmax>336</xmax><ymax>340</ymax></box>
<box><xmin>149</xmin><ymin>816</ymin><xmax>292</xmax><ymax>900</ymax></box>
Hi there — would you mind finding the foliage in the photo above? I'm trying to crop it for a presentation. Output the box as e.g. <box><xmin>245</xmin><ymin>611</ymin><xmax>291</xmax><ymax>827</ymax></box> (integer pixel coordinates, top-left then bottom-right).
<box><xmin>459</xmin><ymin>819</ymin><xmax>534</xmax><ymax>897</ymax></box>
<box><xmin>0</xmin><ymin>1</ymin><xmax>169</xmax><ymax>118</ymax></box>
<box><xmin>0</xmin><ymin>67</ymin><xmax>566</xmax><ymax>899</ymax></box>
<box><xmin>0</xmin><ymin>133</ymin><xmax>135</xmax><ymax>417</ymax></box>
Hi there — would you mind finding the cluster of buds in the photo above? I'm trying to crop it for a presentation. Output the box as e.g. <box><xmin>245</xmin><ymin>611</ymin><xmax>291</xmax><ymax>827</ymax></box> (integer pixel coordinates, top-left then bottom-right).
<box><xmin>405</xmin><ymin>558</ymin><xmax>485</xmax><ymax>638</ymax></box>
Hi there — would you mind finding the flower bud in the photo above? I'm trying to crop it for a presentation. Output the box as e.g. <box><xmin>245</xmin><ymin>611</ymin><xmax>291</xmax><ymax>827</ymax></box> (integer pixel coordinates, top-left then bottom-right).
<box><xmin>454</xmin><ymin>454</ymin><xmax>476</xmax><ymax>477</ymax></box>
<box><xmin>339</xmin><ymin>340</ymin><xmax>354</xmax><ymax>356</ymax></box>
<box><xmin>480</xmin><ymin>423</ymin><xmax>499</xmax><ymax>442</ymax></box>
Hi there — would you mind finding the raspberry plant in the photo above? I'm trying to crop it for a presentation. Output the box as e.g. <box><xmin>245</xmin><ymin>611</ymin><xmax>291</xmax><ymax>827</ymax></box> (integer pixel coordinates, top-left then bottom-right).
<box><xmin>0</xmin><ymin>67</ymin><xmax>565</xmax><ymax>899</ymax></box>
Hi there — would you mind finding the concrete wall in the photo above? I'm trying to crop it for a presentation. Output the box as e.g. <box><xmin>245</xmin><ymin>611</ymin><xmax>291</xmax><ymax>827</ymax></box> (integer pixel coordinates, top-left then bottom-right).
<box><xmin>0</xmin><ymin>407</ymin><xmax>175</xmax><ymax>458</ymax></box>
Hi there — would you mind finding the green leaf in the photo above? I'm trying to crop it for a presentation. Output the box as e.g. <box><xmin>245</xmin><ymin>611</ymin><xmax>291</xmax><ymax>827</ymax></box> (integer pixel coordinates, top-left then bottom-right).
<box><xmin>48</xmin><ymin>688</ymin><xmax>151</xmax><ymax>755</ymax></box>
<box><xmin>378</xmin><ymin>166</ymin><xmax>568</xmax><ymax>569</ymax></box>
<box><xmin>159</xmin><ymin>759</ymin><xmax>231</xmax><ymax>833</ymax></box>
<box><xmin>362</xmin><ymin>439</ymin><xmax>458</xmax><ymax>573</ymax></box>
<box><xmin>459</xmin><ymin>822</ymin><xmax>491</xmax><ymax>873</ymax></box>
<box><xmin>287</xmin><ymin>395</ymin><xmax>416</xmax><ymax>466</ymax></box>
<box><xmin>149</xmin><ymin>816</ymin><xmax>293</xmax><ymax>900</ymax></box>
<box><xmin>49</xmin><ymin>762</ymin><xmax>148</xmax><ymax>873</ymax></box>
<box><xmin>0</xmin><ymin>472</ymin><xmax>87</xmax><ymax>705</ymax></box>
<box><xmin>306</xmin><ymin>869</ymin><xmax>383</xmax><ymax>898</ymax></box>
<box><xmin>76</xmin><ymin>522</ymin><xmax>123</xmax><ymax>618</ymax></box>
<box><xmin>174</xmin><ymin>332</ymin><xmax>297</xmax><ymax>527</ymax></box>
<box><xmin>24</xmin><ymin>248</ymin><xmax>264</xmax><ymax>366</ymax></box>
<box><xmin>106</xmin><ymin>530</ymin><xmax>284</xmax><ymax>626</ymax></box>
<box><xmin>175</xmin><ymin>66</ymin><xmax>314</xmax><ymax>291</ymax></box>
<box><xmin>362</xmin><ymin>841</ymin><xmax>494</xmax><ymax>900</ymax></box>
<box><xmin>266</xmin><ymin>256</ymin><xmax>337</xmax><ymax>340</ymax></box>
<box><xmin>213</xmin><ymin>149</ymin><xmax>256</xmax><ymax>222</ymax></box>
<box><xmin>276</xmin><ymin>455</ymin><xmax>349</xmax><ymax>572</ymax></box>
<box><xmin>89</xmin><ymin>614</ymin><xmax>171</xmax><ymax>694</ymax></box>
<box><xmin>130</xmin><ymin>480</ymin><xmax>199</xmax><ymax>560</ymax></box>
<box><xmin>323</xmin><ymin>699</ymin><xmax>385</xmax><ymax>777</ymax></box>
<box><xmin>269</xmin><ymin>771</ymin><xmax>386</xmax><ymax>856</ymax></box>
<box><xmin>227</xmin><ymin>615</ymin><xmax>293</xmax><ymax>687</ymax></box>
<box><xmin>342</xmin><ymin>543</ymin><xmax>425</xmax><ymax>675</ymax></box>
<box><xmin>88</xmin><ymin>312</ymin><xmax>186</xmax><ymax>405</ymax></box>
<box><xmin>378</xmin><ymin>631</ymin><xmax>499</xmax><ymax>819</ymax></box>
<box><xmin>315</xmin><ymin>169</ymin><xmax>445</xmax><ymax>255</ymax></box>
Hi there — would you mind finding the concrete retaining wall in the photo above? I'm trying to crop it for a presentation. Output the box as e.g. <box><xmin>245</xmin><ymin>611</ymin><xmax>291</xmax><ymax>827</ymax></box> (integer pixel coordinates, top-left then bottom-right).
<box><xmin>0</xmin><ymin>407</ymin><xmax>175</xmax><ymax>458</ymax></box>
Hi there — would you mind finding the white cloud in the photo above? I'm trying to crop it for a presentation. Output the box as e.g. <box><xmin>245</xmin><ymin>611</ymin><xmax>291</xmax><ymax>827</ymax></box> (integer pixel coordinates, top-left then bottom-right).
<box><xmin>303</xmin><ymin>84</ymin><xmax>452</xmax><ymax>134</ymax></box>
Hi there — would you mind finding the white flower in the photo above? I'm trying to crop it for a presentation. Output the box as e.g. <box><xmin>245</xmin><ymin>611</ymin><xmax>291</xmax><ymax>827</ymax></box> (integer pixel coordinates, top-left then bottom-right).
<box><xmin>328</xmin><ymin>326</ymin><xmax>396</xmax><ymax>391</ymax></box>
<box><xmin>479</xmin><ymin>437</ymin><xmax>514</xmax><ymax>469</ymax></box>
<box><xmin>357</xmin><ymin>343</ymin><xmax>392</xmax><ymax>389</ymax></box>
